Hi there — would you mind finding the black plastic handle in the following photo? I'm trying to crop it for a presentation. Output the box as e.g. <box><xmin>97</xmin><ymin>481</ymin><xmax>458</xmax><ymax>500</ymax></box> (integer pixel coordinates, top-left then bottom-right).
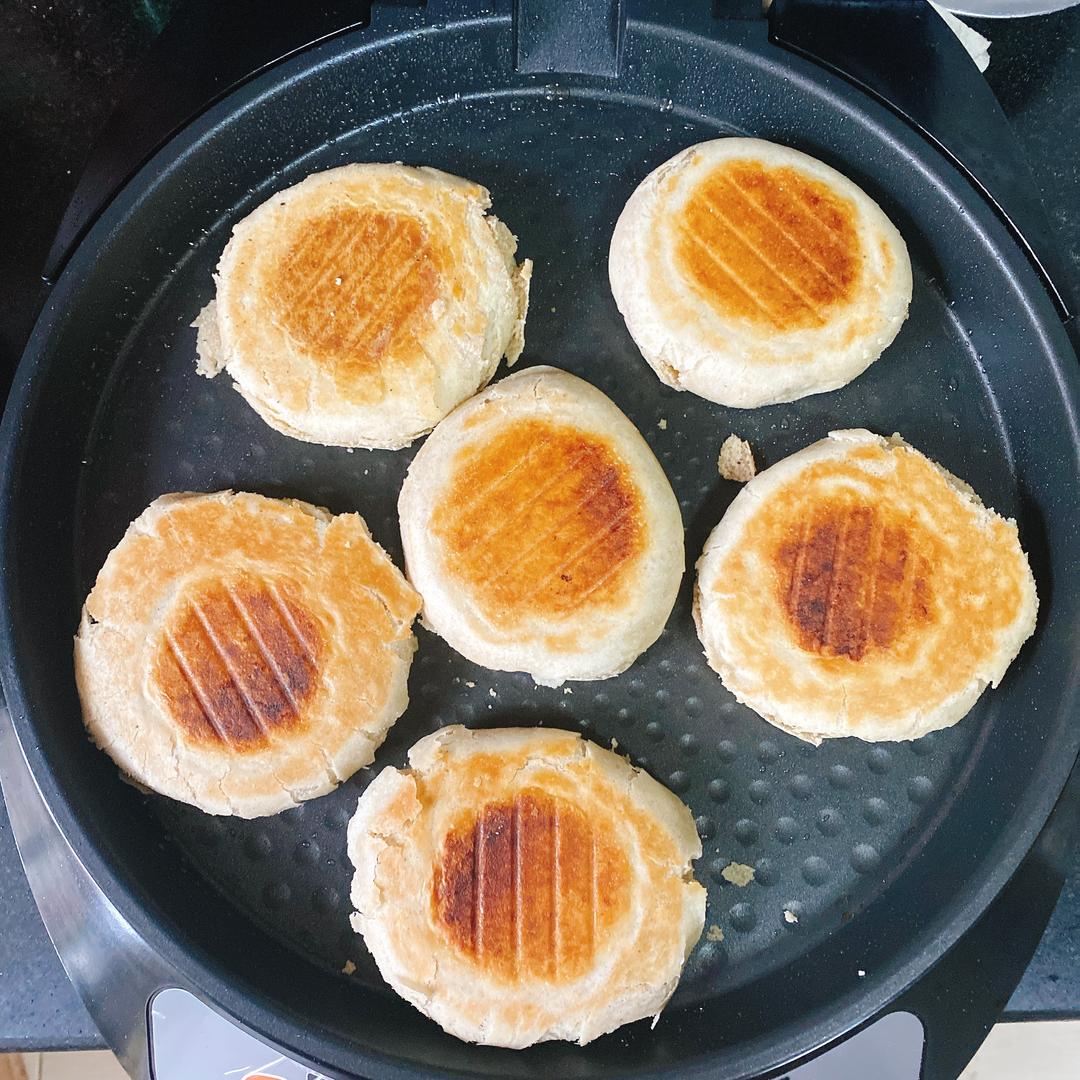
<box><xmin>769</xmin><ymin>0</ymin><xmax>1079</xmax><ymax>331</ymax></box>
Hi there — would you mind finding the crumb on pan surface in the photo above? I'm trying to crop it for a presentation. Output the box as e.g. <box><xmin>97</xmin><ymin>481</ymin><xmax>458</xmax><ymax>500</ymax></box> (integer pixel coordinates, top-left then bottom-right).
<box><xmin>720</xmin><ymin>861</ymin><xmax>756</xmax><ymax>887</ymax></box>
<box><xmin>718</xmin><ymin>434</ymin><xmax>756</xmax><ymax>482</ymax></box>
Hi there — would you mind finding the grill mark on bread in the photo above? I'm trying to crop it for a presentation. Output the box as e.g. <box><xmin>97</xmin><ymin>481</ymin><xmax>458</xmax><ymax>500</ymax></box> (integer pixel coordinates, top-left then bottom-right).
<box><xmin>776</xmin><ymin>503</ymin><xmax>931</xmax><ymax>660</ymax></box>
<box><xmin>544</xmin><ymin>511</ymin><xmax>637</xmax><ymax>610</ymax></box>
<box><xmin>695</xmin><ymin>190</ymin><xmax>828</xmax><ymax>326</ymax></box>
<box><xmin>310</xmin><ymin>217</ymin><xmax>407</xmax><ymax>398</ymax></box>
<box><xmin>189</xmin><ymin>600</ymin><xmax>271</xmax><ymax>741</ymax></box>
<box><xmin>785</xmin><ymin>518</ymin><xmax>812</xmax><ymax>630</ymax></box>
<box><xmin>448</xmin><ymin>434</ymin><xmax>555</xmax><ymax>523</ymax></box>
<box><xmin>282</xmin><ymin>210</ymin><xmax>398</xmax><ymax>321</ymax></box>
<box><xmin>552</xmin><ymin>800</ymin><xmax>562</xmax><ymax>981</ymax></box>
<box><xmin>513</xmin><ymin>797</ymin><xmax>523</xmax><ymax>977</ymax></box>
<box><xmin>432</xmin><ymin>791</ymin><xmax>628</xmax><ymax>982</ymax></box>
<box><xmin>734</xmin><ymin>165</ymin><xmax>852</xmax><ymax>264</ymax></box>
<box><xmin>266</xmin><ymin>582</ymin><xmax>320</xmax><ymax>668</ymax></box>
<box><xmin>282</xmin><ymin>220</ymin><xmax>362</xmax><ymax>318</ymax></box>
<box><xmin>589</xmin><ymin>826</ymin><xmax>598</xmax><ymax>957</ymax></box>
<box><xmin>677</xmin><ymin>160</ymin><xmax>860</xmax><ymax>331</ymax></box>
<box><xmin>718</xmin><ymin>171</ymin><xmax>849</xmax><ymax>293</ymax></box>
<box><xmin>483</xmin><ymin>471</ymin><xmax>631</xmax><ymax>594</ymax></box>
<box><xmin>163</xmin><ymin>632</ymin><xmax>232</xmax><ymax>745</ymax></box>
<box><xmin>677</xmin><ymin>227</ymin><xmax>782</xmax><ymax>325</ymax></box>
<box><xmin>337</xmin><ymin>244</ymin><xmax>429</xmax><ymax>359</ymax></box>
<box><xmin>433</xmin><ymin>421</ymin><xmax>645</xmax><ymax>625</ymax></box>
<box><xmin>462</xmin><ymin>443</ymin><xmax>597</xmax><ymax>556</ymax></box>
<box><xmin>227</xmin><ymin>588</ymin><xmax>304</xmax><ymax>721</ymax></box>
<box><xmin>856</xmin><ymin>509</ymin><xmax>885</xmax><ymax>656</ymax></box>
<box><xmin>819</xmin><ymin>508</ymin><xmax>852</xmax><ymax>649</ymax></box>
<box><xmin>274</xmin><ymin>208</ymin><xmax>438</xmax><ymax>383</ymax></box>
<box><xmin>475</xmin><ymin>807</ymin><xmax>486</xmax><ymax>962</ymax></box>
<box><xmin>154</xmin><ymin>578</ymin><xmax>321</xmax><ymax>747</ymax></box>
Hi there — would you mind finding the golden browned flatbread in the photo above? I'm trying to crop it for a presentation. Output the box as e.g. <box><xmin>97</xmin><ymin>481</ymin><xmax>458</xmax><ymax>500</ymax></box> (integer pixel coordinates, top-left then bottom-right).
<box><xmin>695</xmin><ymin>430</ymin><xmax>1038</xmax><ymax>742</ymax></box>
<box><xmin>348</xmin><ymin>726</ymin><xmax>706</xmax><ymax>1047</ymax></box>
<box><xmin>398</xmin><ymin>367</ymin><xmax>684</xmax><ymax>685</ymax></box>
<box><xmin>195</xmin><ymin>163</ymin><xmax>531</xmax><ymax>448</ymax></box>
<box><xmin>610</xmin><ymin>138</ymin><xmax>912</xmax><ymax>407</ymax></box>
<box><xmin>75</xmin><ymin>491</ymin><xmax>420</xmax><ymax>816</ymax></box>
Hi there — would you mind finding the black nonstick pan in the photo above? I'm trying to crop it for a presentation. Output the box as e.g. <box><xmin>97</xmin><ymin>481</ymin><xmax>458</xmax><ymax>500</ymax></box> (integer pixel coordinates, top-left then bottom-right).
<box><xmin>2</xmin><ymin>1</ymin><xmax>1079</xmax><ymax>1078</ymax></box>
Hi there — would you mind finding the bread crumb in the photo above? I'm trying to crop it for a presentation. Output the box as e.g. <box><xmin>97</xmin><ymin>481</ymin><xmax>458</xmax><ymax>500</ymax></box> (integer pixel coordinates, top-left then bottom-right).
<box><xmin>465</xmin><ymin>681</ymin><xmax>475</xmax><ymax>688</ymax></box>
<box><xmin>858</xmin><ymin>969</ymin><xmax>866</xmax><ymax>977</ymax></box>
<box><xmin>718</xmin><ymin>435</ymin><xmax>756</xmax><ymax>482</ymax></box>
<box><xmin>563</xmin><ymin>687</ymin><xmax>572</xmax><ymax>695</ymax></box>
<box><xmin>706</xmin><ymin>924</ymin><xmax>725</xmax><ymax>942</ymax></box>
<box><xmin>610</xmin><ymin>737</ymin><xmax>619</xmax><ymax>751</ymax></box>
<box><xmin>783</xmin><ymin>909</ymin><xmax>799</xmax><ymax>924</ymax></box>
<box><xmin>720</xmin><ymin>861</ymin><xmax>756</xmax><ymax>887</ymax></box>
<box><xmin>342</xmin><ymin>960</ymin><xmax>356</xmax><ymax>975</ymax></box>
<box><xmin>658</xmin><ymin>418</ymin><xmax>668</xmax><ymax>431</ymax></box>
<box><xmin>334</xmin><ymin>276</ymin><xmax>343</xmax><ymax>286</ymax></box>
<box><xmin>488</xmin><ymin>688</ymin><xmax>497</xmax><ymax>698</ymax></box>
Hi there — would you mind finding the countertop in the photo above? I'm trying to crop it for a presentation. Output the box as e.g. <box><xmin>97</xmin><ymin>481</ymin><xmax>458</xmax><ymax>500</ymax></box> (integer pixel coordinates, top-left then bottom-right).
<box><xmin>0</xmin><ymin>0</ymin><xmax>1077</xmax><ymax>1054</ymax></box>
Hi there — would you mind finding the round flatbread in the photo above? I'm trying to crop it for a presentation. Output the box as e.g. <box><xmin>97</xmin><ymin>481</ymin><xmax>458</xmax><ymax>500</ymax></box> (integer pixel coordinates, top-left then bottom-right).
<box><xmin>609</xmin><ymin>138</ymin><xmax>912</xmax><ymax>407</ymax></box>
<box><xmin>694</xmin><ymin>430</ymin><xmax>1038</xmax><ymax>743</ymax></box>
<box><xmin>398</xmin><ymin>366</ymin><xmax>685</xmax><ymax>686</ymax></box>
<box><xmin>347</xmin><ymin>725</ymin><xmax>706</xmax><ymax>1048</ymax></box>
<box><xmin>195</xmin><ymin>163</ymin><xmax>532</xmax><ymax>449</ymax></box>
<box><xmin>75</xmin><ymin>491</ymin><xmax>420</xmax><ymax>816</ymax></box>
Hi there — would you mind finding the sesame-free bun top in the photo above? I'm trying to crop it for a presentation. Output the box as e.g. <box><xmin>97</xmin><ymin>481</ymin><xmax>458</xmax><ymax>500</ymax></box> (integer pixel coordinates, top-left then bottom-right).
<box><xmin>195</xmin><ymin>163</ymin><xmax>532</xmax><ymax>449</ymax></box>
<box><xmin>694</xmin><ymin>431</ymin><xmax>1038</xmax><ymax>743</ymax></box>
<box><xmin>74</xmin><ymin>491</ymin><xmax>420</xmax><ymax>817</ymax></box>
<box><xmin>347</xmin><ymin>725</ymin><xmax>706</xmax><ymax>1048</ymax></box>
<box><xmin>609</xmin><ymin>138</ymin><xmax>912</xmax><ymax>408</ymax></box>
<box><xmin>398</xmin><ymin>367</ymin><xmax>684</xmax><ymax>686</ymax></box>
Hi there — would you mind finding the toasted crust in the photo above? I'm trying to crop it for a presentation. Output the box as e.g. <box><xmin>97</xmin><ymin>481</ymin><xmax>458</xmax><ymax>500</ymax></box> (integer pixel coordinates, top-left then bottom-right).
<box><xmin>694</xmin><ymin>431</ymin><xmax>1039</xmax><ymax>743</ymax></box>
<box><xmin>609</xmin><ymin>139</ymin><xmax>912</xmax><ymax>408</ymax></box>
<box><xmin>347</xmin><ymin>726</ymin><xmax>706</xmax><ymax>1048</ymax></box>
<box><xmin>74</xmin><ymin>491</ymin><xmax>421</xmax><ymax>816</ymax></box>
<box><xmin>196</xmin><ymin>163</ymin><xmax>531</xmax><ymax>449</ymax></box>
<box><xmin>398</xmin><ymin>367</ymin><xmax>685</xmax><ymax>685</ymax></box>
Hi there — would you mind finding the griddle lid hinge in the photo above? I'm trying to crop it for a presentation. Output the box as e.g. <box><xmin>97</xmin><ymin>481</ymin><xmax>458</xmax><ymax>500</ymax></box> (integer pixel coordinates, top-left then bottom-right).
<box><xmin>514</xmin><ymin>0</ymin><xmax>626</xmax><ymax>76</ymax></box>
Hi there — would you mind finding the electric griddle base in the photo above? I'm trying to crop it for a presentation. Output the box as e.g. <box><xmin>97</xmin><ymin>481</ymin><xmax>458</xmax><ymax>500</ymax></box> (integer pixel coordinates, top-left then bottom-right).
<box><xmin>148</xmin><ymin>988</ymin><xmax>924</xmax><ymax>1080</ymax></box>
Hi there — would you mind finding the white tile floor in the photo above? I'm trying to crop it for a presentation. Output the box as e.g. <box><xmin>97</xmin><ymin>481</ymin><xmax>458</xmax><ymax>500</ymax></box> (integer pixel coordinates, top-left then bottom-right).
<box><xmin>6</xmin><ymin>1022</ymin><xmax>1080</xmax><ymax>1078</ymax></box>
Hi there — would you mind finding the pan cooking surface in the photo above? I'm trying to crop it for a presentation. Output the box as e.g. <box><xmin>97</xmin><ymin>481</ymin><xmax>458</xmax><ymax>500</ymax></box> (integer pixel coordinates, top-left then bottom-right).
<box><xmin>6</xmin><ymin>13</ymin><xmax>1079</xmax><ymax>1079</ymax></box>
<box><xmin>82</xmin><ymin>91</ymin><xmax>1006</xmax><ymax>1003</ymax></box>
